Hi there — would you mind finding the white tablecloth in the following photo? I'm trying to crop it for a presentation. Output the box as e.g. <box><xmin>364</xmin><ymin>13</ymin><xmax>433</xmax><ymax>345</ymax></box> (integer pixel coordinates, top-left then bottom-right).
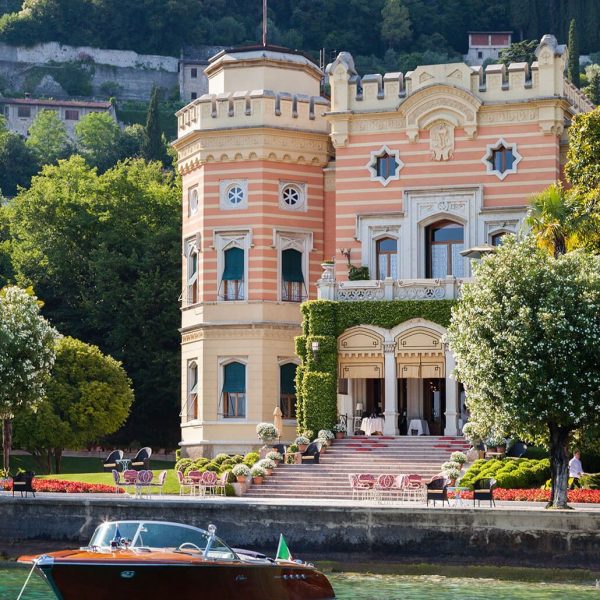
<box><xmin>360</xmin><ymin>417</ymin><xmax>385</xmax><ymax>436</ymax></box>
<box><xmin>408</xmin><ymin>419</ymin><xmax>430</xmax><ymax>436</ymax></box>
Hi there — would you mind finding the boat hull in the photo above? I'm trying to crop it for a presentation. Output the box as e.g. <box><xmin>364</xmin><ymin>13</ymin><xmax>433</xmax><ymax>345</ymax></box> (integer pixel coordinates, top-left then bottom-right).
<box><xmin>21</xmin><ymin>552</ymin><xmax>335</xmax><ymax>600</ymax></box>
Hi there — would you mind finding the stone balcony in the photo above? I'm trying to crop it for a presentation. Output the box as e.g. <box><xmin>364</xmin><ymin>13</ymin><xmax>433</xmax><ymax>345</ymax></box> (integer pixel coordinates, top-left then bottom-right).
<box><xmin>316</xmin><ymin>264</ymin><xmax>469</xmax><ymax>301</ymax></box>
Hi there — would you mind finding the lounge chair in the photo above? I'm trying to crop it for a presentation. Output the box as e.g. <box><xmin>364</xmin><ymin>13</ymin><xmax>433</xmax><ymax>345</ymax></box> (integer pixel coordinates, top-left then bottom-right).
<box><xmin>506</xmin><ymin>441</ymin><xmax>527</xmax><ymax>458</ymax></box>
<box><xmin>131</xmin><ymin>447</ymin><xmax>152</xmax><ymax>471</ymax></box>
<box><xmin>301</xmin><ymin>441</ymin><xmax>320</xmax><ymax>464</ymax></box>
<box><xmin>426</xmin><ymin>476</ymin><xmax>449</xmax><ymax>506</ymax></box>
<box><xmin>12</xmin><ymin>471</ymin><xmax>35</xmax><ymax>498</ymax></box>
<box><xmin>176</xmin><ymin>470</ymin><xmax>194</xmax><ymax>496</ymax></box>
<box><xmin>103</xmin><ymin>449</ymin><xmax>124</xmax><ymax>472</ymax></box>
<box><xmin>473</xmin><ymin>477</ymin><xmax>497</xmax><ymax>507</ymax></box>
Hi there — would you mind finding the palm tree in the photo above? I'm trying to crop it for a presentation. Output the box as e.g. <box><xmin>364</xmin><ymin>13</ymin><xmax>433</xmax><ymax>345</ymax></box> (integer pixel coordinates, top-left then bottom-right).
<box><xmin>526</xmin><ymin>184</ymin><xmax>577</xmax><ymax>258</ymax></box>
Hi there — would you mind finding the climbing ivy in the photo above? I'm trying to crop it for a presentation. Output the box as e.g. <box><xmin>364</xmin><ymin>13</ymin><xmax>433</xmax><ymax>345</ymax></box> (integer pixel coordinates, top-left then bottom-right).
<box><xmin>296</xmin><ymin>299</ymin><xmax>455</xmax><ymax>433</ymax></box>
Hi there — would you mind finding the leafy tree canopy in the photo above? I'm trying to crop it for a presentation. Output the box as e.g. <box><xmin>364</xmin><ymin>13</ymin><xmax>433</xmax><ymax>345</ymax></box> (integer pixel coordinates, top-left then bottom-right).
<box><xmin>498</xmin><ymin>39</ymin><xmax>538</xmax><ymax>67</ymax></box>
<box><xmin>75</xmin><ymin>111</ymin><xmax>124</xmax><ymax>173</ymax></box>
<box><xmin>13</xmin><ymin>335</ymin><xmax>133</xmax><ymax>473</ymax></box>
<box><xmin>0</xmin><ymin>116</ymin><xmax>39</xmax><ymax>198</ymax></box>
<box><xmin>7</xmin><ymin>156</ymin><xmax>181</xmax><ymax>447</ymax></box>
<box><xmin>447</xmin><ymin>236</ymin><xmax>600</xmax><ymax>508</ymax></box>
<box><xmin>25</xmin><ymin>109</ymin><xmax>72</xmax><ymax>166</ymax></box>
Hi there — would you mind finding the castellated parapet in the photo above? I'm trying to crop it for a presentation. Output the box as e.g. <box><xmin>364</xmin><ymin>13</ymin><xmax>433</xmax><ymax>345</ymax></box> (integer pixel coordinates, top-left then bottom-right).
<box><xmin>326</xmin><ymin>35</ymin><xmax>593</xmax><ymax>116</ymax></box>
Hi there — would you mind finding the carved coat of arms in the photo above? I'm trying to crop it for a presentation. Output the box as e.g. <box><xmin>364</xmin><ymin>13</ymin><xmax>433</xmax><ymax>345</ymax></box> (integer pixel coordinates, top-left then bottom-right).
<box><xmin>430</xmin><ymin>122</ymin><xmax>454</xmax><ymax>161</ymax></box>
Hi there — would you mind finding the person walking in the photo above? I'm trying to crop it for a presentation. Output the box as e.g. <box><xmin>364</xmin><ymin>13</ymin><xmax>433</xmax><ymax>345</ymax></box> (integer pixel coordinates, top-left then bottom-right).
<box><xmin>569</xmin><ymin>449</ymin><xmax>584</xmax><ymax>489</ymax></box>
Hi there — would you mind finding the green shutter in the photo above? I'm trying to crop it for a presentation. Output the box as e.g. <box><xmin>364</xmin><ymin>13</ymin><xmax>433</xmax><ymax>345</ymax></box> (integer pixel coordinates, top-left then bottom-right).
<box><xmin>223</xmin><ymin>362</ymin><xmax>245</xmax><ymax>393</ymax></box>
<box><xmin>222</xmin><ymin>247</ymin><xmax>244</xmax><ymax>281</ymax></box>
<box><xmin>282</xmin><ymin>249</ymin><xmax>303</xmax><ymax>283</ymax></box>
<box><xmin>280</xmin><ymin>363</ymin><xmax>297</xmax><ymax>395</ymax></box>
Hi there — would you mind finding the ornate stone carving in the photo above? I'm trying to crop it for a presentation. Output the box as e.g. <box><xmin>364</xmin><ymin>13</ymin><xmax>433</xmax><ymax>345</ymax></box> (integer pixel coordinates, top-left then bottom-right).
<box><xmin>383</xmin><ymin>342</ymin><xmax>397</xmax><ymax>353</ymax></box>
<box><xmin>350</xmin><ymin>118</ymin><xmax>404</xmax><ymax>134</ymax></box>
<box><xmin>429</xmin><ymin>122</ymin><xmax>454</xmax><ymax>161</ymax></box>
<box><xmin>479</xmin><ymin>109</ymin><xmax>538</xmax><ymax>125</ymax></box>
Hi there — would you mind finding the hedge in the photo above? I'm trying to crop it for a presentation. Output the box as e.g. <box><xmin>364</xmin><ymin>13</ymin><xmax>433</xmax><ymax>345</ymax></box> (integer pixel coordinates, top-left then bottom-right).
<box><xmin>296</xmin><ymin>299</ymin><xmax>455</xmax><ymax>434</ymax></box>
<box><xmin>460</xmin><ymin>458</ymin><xmax>551</xmax><ymax>490</ymax></box>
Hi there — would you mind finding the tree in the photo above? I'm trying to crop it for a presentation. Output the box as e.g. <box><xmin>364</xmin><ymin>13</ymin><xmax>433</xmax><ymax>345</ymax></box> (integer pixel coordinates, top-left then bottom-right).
<box><xmin>380</xmin><ymin>0</ymin><xmax>411</xmax><ymax>50</ymax></box>
<box><xmin>567</xmin><ymin>19</ymin><xmax>580</xmax><ymax>88</ymax></box>
<box><xmin>13</xmin><ymin>336</ymin><xmax>133</xmax><ymax>473</ymax></box>
<box><xmin>565</xmin><ymin>108</ymin><xmax>600</xmax><ymax>194</ymax></box>
<box><xmin>0</xmin><ymin>117</ymin><xmax>39</xmax><ymax>198</ymax></box>
<box><xmin>141</xmin><ymin>88</ymin><xmax>168</xmax><ymax>165</ymax></box>
<box><xmin>525</xmin><ymin>184</ymin><xmax>578</xmax><ymax>257</ymax></box>
<box><xmin>25</xmin><ymin>109</ymin><xmax>72</xmax><ymax>165</ymax></box>
<box><xmin>7</xmin><ymin>156</ymin><xmax>181</xmax><ymax>448</ymax></box>
<box><xmin>0</xmin><ymin>286</ymin><xmax>57</xmax><ymax>472</ymax></box>
<box><xmin>75</xmin><ymin>111</ymin><xmax>123</xmax><ymax>172</ymax></box>
<box><xmin>498</xmin><ymin>39</ymin><xmax>538</xmax><ymax>67</ymax></box>
<box><xmin>447</xmin><ymin>237</ymin><xmax>600</xmax><ymax>509</ymax></box>
<box><xmin>583</xmin><ymin>64</ymin><xmax>600</xmax><ymax>105</ymax></box>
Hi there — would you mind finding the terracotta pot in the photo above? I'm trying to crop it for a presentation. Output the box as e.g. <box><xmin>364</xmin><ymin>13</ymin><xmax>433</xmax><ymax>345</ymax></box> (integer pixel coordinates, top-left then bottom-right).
<box><xmin>496</xmin><ymin>446</ymin><xmax>506</xmax><ymax>454</ymax></box>
<box><xmin>265</xmin><ymin>469</ymin><xmax>273</xmax><ymax>476</ymax></box>
<box><xmin>335</xmin><ymin>432</ymin><xmax>345</xmax><ymax>439</ymax></box>
<box><xmin>236</xmin><ymin>475</ymin><xmax>247</xmax><ymax>484</ymax></box>
<box><xmin>298</xmin><ymin>444</ymin><xmax>308</xmax><ymax>453</ymax></box>
<box><xmin>252</xmin><ymin>476</ymin><xmax>264</xmax><ymax>485</ymax></box>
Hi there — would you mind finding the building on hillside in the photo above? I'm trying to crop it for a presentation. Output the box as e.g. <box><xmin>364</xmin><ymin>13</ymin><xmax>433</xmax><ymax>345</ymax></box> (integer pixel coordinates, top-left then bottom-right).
<box><xmin>464</xmin><ymin>31</ymin><xmax>512</xmax><ymax>65</ymax></box>
<box><xmin>173</xmin><ymin>35</ymin><xmax>593</xmax><ymax>457</ymax></box>
<box><xmin>179</xmin><ymin>46</ymin><xmax>226</xmax><ymax>102</ymax></box>
<box><xmin>0</xmin><ymin>97</ymin><xmax>116</xmax><ymax>138</ymax></box>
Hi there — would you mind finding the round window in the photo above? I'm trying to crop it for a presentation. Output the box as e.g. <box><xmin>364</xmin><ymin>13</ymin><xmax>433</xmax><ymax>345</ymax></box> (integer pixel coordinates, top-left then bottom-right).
<box><xmin>189</xmin><ymin>189</ymin><xmax>198</xmax><ymax>215</ymax></box>
<box><xmin>227</xmin><ymin>185</ymin><xmax>245</xmax><ymax>206</ymax></box>
<box><xmin>281</xmin><ymin>185</ymin><xmax>303</xmax><ymax>208</ymax></box>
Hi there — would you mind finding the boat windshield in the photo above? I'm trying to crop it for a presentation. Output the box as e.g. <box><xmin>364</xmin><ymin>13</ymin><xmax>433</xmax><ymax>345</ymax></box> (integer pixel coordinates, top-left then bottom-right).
<box><xmin>89</xmin><ymin>521</ymin><xmax>237</xmax><ymax>560</ymax></box>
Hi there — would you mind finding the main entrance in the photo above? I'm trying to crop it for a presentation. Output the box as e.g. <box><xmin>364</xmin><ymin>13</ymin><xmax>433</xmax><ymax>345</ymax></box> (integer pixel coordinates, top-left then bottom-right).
<box><xmin>338</xmin><ymin>321</ymin><xmax>458</xmax><ymax>436</ymax></box>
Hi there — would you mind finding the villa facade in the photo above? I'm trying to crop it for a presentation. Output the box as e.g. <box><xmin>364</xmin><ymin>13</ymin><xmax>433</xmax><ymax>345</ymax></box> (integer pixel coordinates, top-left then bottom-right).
<box><xmin>173</xmin><ymin>36</ymin><xmax>593</xmax><ymax>457</ymax></box>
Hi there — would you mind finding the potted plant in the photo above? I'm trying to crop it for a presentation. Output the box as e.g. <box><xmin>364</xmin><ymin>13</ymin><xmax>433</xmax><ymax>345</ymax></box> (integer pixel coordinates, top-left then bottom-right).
<box><xmin>333</xmin><ymin>423</ymin><xmax>346</xmax><ymax>439</ymax></box>
<box><xmin>232</xmin><ymin>464</ymin><xmax>251</xmax><ymax>484</ymax></box>
<box><xmin>285</xmin><ymin>443</ymin><xmax>300</xmax><ymax>464</ymax></box>
<box><xmin>250</xmin><ymin>465</ymin><xmax>266</xmax><ymax>484</ymax></box>
<box><xmin>295</xmin><ymin>435</ymin><xmax>310</xmax><ymax>453</ymax></box>
<box><xmin>318</xmin><ymin>429</ymin><xmax>335</xmax><ymax>446</ymax></box>
<box><xmin>444</xmin><ymin>467</ymin><xmax>461</xmax><ymax>486</ymax></box>
<box><xmin>256</xmin><ymin>422</ymin><xmax>279</xmax><ymax>445</ymax></box>
<box><xmin>441</xmin><ymin>461</ymin><xmax>462</xmax><ymax>474</ymax></box>
<box><xmin>348</xmin><ymin>265</ymin><xmax>370</xmax><ymax>280</ymax></box>
<box><xmin>257</xmin><ymin>458</ymin><xmax>276</xmax><ymax>476</ymax></box>
<box><xmin>450</xmin><ymin>451</ymin><xmax>468</xmax><ymax>466</ymax></box>
<box><xmin>266</xmin><ymin>451</ymin><xmax>282</xmax><ymax>464</ymax></box>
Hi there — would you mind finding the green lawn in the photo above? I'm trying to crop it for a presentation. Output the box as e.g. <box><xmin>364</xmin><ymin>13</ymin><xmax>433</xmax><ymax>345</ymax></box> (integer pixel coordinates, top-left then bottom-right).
<box><xmin>9</xmin><ymin>455</ymin><xmax>180</xmax><ymax>495</ymax></box>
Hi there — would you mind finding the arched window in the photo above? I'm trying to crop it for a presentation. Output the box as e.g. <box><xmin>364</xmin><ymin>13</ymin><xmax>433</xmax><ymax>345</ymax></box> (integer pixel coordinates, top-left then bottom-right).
<box><xmin>425</xmin><ymin>220</ymin><xmax>465</xmax><ymax>278</ymax></box>
<box><xmin>220</xmin><ymin>247</ymin><xmax>244</xmax><ymax>301</ymax></box>
<box><xmin>186</xmin><ymin>238</ymin><xmax>199</xmax><ymax>305</ymax></box>
<box><xmin>280</xmin><ymin>363</ymin><xmax>297</xmax><ymax>419</ymax></box>
<box><xmin>376</xmin><ymin>237</ymin><xmax>398</xmax><ymax>279</ymax></box>
<box><xmin>281</xmin><ymin>248</ymin><xmax>306</xmax><ymax>302</ymax></box>
<box><xmin>186</xmin><ymin>361</ymin><xmax>198</xmax><ymax>421</ymax></box>
<box><xmin>221</xmin><ymin>361</ymin><xmax>246</xmax><ymax>418</ymax></box>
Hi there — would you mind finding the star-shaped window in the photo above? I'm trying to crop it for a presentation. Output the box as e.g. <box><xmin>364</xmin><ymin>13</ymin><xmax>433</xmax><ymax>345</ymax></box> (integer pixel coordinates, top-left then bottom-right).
<box><xmin>481</xmin><ymin>139</ymin><xmax>522</xmax><ymax>180</ymax></box>
<box><xmin>366</xmin><ymin>145</ymin><xmax>404</xmax><ymax>186</ymax></box>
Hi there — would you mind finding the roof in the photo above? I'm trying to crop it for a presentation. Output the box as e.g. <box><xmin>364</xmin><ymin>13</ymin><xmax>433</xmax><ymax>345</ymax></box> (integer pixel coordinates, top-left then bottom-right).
<box><xmin>210</xmin><ymin>44</ymin><xmax>318</xmax><ymax>67</ymax></box>
<box><xmin>181</xmin><ymin>45</ymin><xmax>226</xmax><ymax>63</ymax></box>
<box><xmin>0</xmin><ymin>97</ymin><xmax>112</xmax><ymax>109</ymax></box>
<box><xmin>467</xmin><ymin>31</ymin><xmax>513</xmax><ymax>35</ymax></box>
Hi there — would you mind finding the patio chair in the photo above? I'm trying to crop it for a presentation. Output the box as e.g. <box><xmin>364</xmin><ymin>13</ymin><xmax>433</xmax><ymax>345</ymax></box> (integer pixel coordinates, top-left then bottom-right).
<box><xmin>148</xmin><ymin>470</ymin><xmax>167</xmax><ymax>496</ymax></box>
<box><xmin>103</xmin><ymin>449</ymin><xmax>123</xmax><ymax>472</ymax></box>
<box><xmin>214</xmin><ymin>471</ymin><xmax>229</xmax><ymax>496</ymax></box>
<box><xmin>473</xmin><ymin>477</ymin><xmax>497</xmax><ymax>507</ymax></box>
<box><xmin>405</xmin><ymin>474</ymin><xmax>426</xmax><ymax>502</ymax></box>
<box><xmin>374</xmin><ymin>474</ymin><xmax>396</xmax><ymax>503</ymax></box>
<box><xmin>130</xmin><ymin>447</ymin><xmax>152</xmax><ymax>471</ymax></box>
<box><xmin>135</xmin><ymin>469</ymin><xmax>153</xmax><ymax>497</ymax></box>
<box><xmin>187</xmin><ymin>470</ymin><xmax>203</xmax><ymax>496</ymax></box>
<box><xmin>348</xmin><ymin>474</ymin><xmax>371</xmax><ymax>501</ymax></box>
<box><xmin>201</xmin><ymin>471</ymin><xmax>218</xmax><ymax>495</ymax></box>
<box><xmin>111</xmin><ymin>469</ymin><xmax>123</xmax><ymax>493</ymax></box>
<box><xmin>426</xmin><ymin>476</ymin><xmax>449</xmax><ymax>507</ymax></box>
<box><xmin>301</xmin><ymin>441</ymin><xmax>320</xmax><ymax>464</ymax></box>
<box><xmin>176</xmin><ymin>470</ymin><xmax>194</xmax><ymax>496</ymax></box>
<box><xmin>12</xmin><ymin>471</ymin><xmax>35</xmax><ymax>498</ymax></box>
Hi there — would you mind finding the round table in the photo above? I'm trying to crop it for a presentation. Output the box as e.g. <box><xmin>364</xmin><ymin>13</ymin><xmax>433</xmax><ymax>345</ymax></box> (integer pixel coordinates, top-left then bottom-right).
<box><xmin>116</xmin><ymin>458</ymin><xmax>131</xmax><ymax>471</ymax></box>
<box><xmin>360</xmin><ymin>417</ymin><xmax>385</xmax><ymax>436</ymax></box>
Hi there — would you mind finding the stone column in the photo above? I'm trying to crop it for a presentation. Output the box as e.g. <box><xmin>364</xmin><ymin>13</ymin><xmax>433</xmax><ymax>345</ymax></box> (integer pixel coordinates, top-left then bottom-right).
<box><xmin>444</xmin><ymin>351</ymin><xmax>458</xmax><ymax>435</ymax></box>
<box><xmin>383</xmin><ymin>342</ymin><xmax>399</xmax><ymax>435</ymax></box>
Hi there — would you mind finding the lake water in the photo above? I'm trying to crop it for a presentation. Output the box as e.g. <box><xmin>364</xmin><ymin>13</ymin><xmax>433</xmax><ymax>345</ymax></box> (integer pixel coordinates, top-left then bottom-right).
<box><xmin>2</xmin><ymin>565</ymin><xmax>600</xmax><ymax>599</ymax></box>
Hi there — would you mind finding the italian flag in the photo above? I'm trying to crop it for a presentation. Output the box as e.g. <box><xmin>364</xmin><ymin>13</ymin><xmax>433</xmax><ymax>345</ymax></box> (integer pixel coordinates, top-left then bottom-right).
<box><xmin>276</xmin><ymin>534</ymin><xmax>292</xmax><ymax>561</ymax></box>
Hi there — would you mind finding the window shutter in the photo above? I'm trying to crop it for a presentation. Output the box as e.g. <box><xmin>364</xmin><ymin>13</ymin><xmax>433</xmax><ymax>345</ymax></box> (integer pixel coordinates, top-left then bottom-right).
<box><xmin>282</xmin><ymin>249</ymin><xmax>303</xmax><ymax>283</ymax></box>
<box><xmin>222</xmin><ymin>247</ymin><xmax>244</xmax><ymax>281</ymax></box>
<box><xmin>223</xmin><ymin>362</ymin><xmax>246</xmax><ymax>393</ymax></box>
<box><xmin>280</xmin><ymin>363</ymin><xmax>297</xmax><ymax>395</ymax></box>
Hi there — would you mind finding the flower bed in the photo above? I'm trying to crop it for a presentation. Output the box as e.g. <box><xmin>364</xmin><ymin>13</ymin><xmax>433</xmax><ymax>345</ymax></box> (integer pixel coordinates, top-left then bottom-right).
<box><xmin>2</xmin><ymin>479</ymin><xmax>124</xmax><ymax>494</ymax></box>
<box><xmin>450</xmin><ymin>488</ymin><xmax>600</xmax><ymax>503</ymax></box>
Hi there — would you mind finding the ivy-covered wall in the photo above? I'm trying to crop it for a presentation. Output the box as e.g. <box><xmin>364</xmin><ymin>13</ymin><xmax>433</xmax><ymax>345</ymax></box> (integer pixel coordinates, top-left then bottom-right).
<box><xmin>295</xmin><ymin>299</ymin><xmax>455</xmax><ymax>434</ymax></box>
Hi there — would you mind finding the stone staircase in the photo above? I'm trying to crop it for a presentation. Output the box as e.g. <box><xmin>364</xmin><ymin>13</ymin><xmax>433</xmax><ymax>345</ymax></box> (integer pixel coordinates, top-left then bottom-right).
<box><xmin>244</xmin><ymin>436</ymin><xmax>470</xmax><ymax>499</ymax></box>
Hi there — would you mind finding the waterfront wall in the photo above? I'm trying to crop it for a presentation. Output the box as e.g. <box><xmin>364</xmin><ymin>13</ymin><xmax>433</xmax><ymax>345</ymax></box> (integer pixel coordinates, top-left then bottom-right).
<box><xmin>1</xmin><ymin>497</ymin><xmax>599</xmax><ymax>568</ymax></box>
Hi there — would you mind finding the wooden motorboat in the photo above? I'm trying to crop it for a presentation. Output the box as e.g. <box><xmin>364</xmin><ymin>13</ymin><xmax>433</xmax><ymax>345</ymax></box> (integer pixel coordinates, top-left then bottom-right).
<box><xmin>19</xmin><ymin>520</ymin><xmax>335</xmax><ymax>600</ymax></box>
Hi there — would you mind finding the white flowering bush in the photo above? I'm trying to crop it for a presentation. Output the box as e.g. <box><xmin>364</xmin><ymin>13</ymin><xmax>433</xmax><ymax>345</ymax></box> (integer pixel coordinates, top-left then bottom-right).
<box><xmin>447</xmin><ymin>236</ymin><xmax>600</xmax><ymax>508</ymax></box>
<box><xmin>295</xmin><ymin>435</ymin><xmax>310</xmax><ymax>445</ymax></box>
<box><xmin>333</xmin><ymin>423</ymin><xmax>346</xmax><ymax>433</ymax></box>
<box><xmin>444</xmin><ymin>467</ymin><xmax>461</xmax><ymax>481</ymax></box>
<box><xmin>318</xmin><ymin>429</ymin><xmax>334</xmax><ymax>440</ymax></box>
<box><xmin>0</xmin><ymin>286</ymin><xmax>58</xmax><ymax>470</ymax></box>
<box><xmin>250</xmin><ymin>465</ymin><xmax>266</xmax><ymax>478</ymax></box>
<box><xmin>266</xmin><ymin>451</ymin><xmax>282</xmax><ymax>462</ymax></box>
<box><xmin>450</xmin><ymin>451</ymin><xmax>467</xmax><ymax>465</ymax></box>
<box><xmin>256</xmin><ymin>422</ymin><xmax>279</xmax><ymax>443</ymax></box>
<box><xmin>257</xmin><ymin>458</ymin><xmax>276</xmax><ymax>470</ymax></box>
<box><xmin>441</xmin><ymin>461</ymin><xmax>462</xmax><ymax>473</ymax></box>
<box><xmin>232</xmin><ymin>464</ymin><xmax>250</xmax><ymax>477</ymax></box>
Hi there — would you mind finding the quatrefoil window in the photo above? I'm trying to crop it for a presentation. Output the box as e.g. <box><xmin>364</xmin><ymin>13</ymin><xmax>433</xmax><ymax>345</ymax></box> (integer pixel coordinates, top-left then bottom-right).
<box><xmin>366</xmin><ymin>145</ymin><xmax>404</xmax><ymax>186</ymax></box>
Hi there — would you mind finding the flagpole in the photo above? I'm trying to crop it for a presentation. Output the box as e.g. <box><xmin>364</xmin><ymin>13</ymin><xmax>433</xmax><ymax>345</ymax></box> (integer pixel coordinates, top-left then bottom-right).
<box><xmin>262</xmin><ymin>0</ymin><xmax>267</xmax><ymax>47</ymax></box>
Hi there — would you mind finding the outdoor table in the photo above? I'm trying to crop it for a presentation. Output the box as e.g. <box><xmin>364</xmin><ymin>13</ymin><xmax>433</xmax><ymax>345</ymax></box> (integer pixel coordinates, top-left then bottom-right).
<box><xmin>447</xmin><ymin>486</ymin><xmax>469</xmax><ymax>507</ymax></box>
<box><xmin>360</xmin><ymin>417</ymin><xmax>385</xmax><ymax>436</ymax></box>
<box><xmin>115</xmin><ymin>458</ymin><xmax>131</xmax><ymax>471</ymax></box>
<box><xmin>408</xmin><ymin>419</ymin><xmax>430</xmax><ymax>436</ymax></box>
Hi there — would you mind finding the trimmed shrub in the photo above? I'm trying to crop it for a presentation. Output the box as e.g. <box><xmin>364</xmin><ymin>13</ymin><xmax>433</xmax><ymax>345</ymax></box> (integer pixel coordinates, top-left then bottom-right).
<box><xmin>461</xmin><ymin>458</ymin><xmax>550</xmax><ymax>490</ymax></box>
<box><xmin>243</xmin><ymin>452</ymin><xmax>260</xmax><ymax>467</ymax></box>
<box><xmin>230</xmin><ymin>455</ymin><xmax>244</xmax><ymax>464</ymax></box>
<box><xmin>175</xmin><ymin>458</ymin><xmax>193</xmax><ymax>473</ymax></box>
<box><xmin>213</xmin><ymin>453</ymin><xmax>230</xmax><ymax>464</ymax></box>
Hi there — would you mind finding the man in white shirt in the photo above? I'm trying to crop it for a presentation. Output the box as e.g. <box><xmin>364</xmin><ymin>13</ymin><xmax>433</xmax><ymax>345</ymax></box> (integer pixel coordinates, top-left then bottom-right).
<box><xmin>569</xmin><ymin>449</ymin><xmax>584</xmax><ymax>489</ymax></box>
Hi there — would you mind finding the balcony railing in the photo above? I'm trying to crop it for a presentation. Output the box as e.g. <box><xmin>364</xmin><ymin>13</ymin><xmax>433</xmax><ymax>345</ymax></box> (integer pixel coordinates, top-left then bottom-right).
<box><xmin>316</xmin><ymin>264</ymin><xmax>469</xmax><ymax>301</ymax></box>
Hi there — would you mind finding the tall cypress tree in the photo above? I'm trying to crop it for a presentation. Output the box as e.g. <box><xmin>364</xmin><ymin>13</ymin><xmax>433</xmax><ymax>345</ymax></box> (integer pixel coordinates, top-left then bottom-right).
<box><xmin>141</xmin><ymin>87</ymin><xmax>165</xmax><ymax>163</ymax></box>
<box><xmin>568</xmin><ymin>19</ymin><xmax>580</xmax><ymax>88</ymax></box>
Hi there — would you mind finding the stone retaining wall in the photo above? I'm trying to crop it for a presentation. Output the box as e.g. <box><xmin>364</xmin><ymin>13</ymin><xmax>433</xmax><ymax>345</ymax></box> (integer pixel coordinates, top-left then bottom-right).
<box><xmin>1</xmin><ymin>497</ymin><xmax>599</xmax><ymax>568</ymax></box>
